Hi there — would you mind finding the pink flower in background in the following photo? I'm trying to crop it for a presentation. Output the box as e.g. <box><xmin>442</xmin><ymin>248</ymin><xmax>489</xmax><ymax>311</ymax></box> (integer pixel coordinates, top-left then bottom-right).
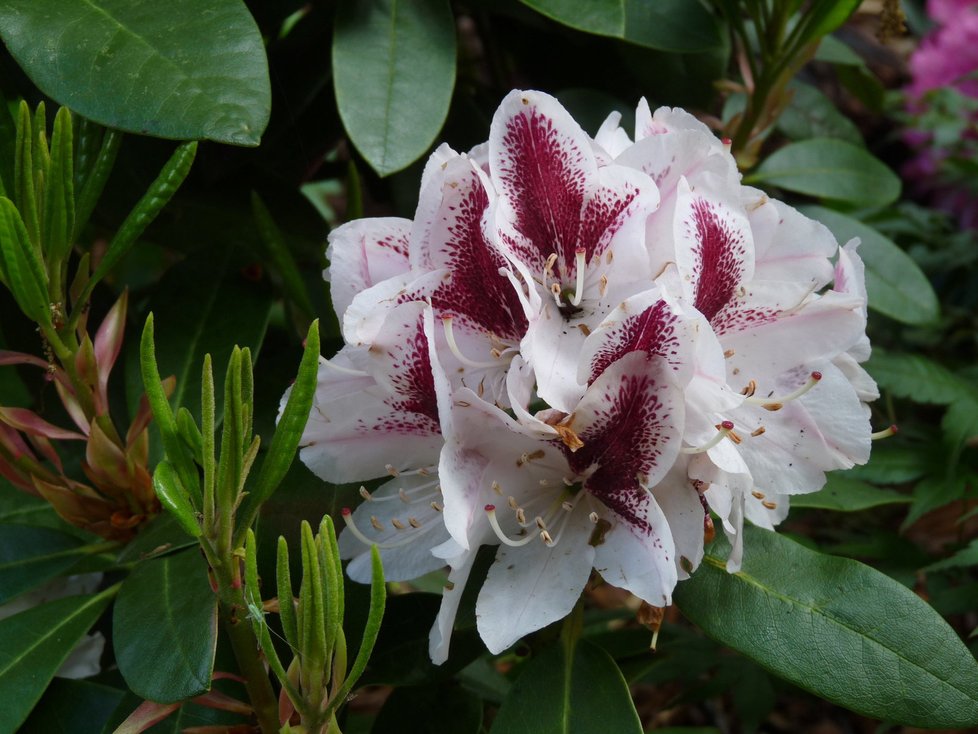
<box><xmin>903</xmin><ymin>0</ymin><xmax>978</xmax><ymax>228</ymax></box>
<box><xmin>907</xmin><ymin>0</ymin><xmax>978</xmax><ymax>100</ymax></box>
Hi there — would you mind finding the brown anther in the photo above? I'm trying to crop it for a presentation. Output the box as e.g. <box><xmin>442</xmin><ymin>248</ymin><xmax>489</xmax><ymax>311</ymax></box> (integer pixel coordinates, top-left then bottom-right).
<box><xmin>370</xmin><ymin>516</ymin><xmax>383</xmax><ymax>531</ymax></box>
<box><xmin>507</xmin><ymin>496</ymin><xmax>519</xmax><ymax>510</ymax></box>
<box><xmin>491</xmin><ymin>481</ymin><xmax>502</xmax><ymax>495</ymax></box>
<box><xmin>762</xmin><ymin>402</ymin><xmax>783</xmax><ymax>412</ymax></box>
<box><xmin>762</xmin><ymin>500</ymin><xmax>778</xmax><ymax>510</ymax></box>
<box><xmin>391</xmin><ymin>518</ymin><xmax>406</xmax><ymax>530</ymax></box>
<box><xmin>723</xmin><ymin>349</ymin><xmax>735</xmax><ymax>359</ymax></box>
<box><xmin>703</xmin><ymin>514</ymin><xmax>716</xmax><ymax>544</ymax></box>
<box><xmin>430</xmin><ymin>501</ymin><xmax>444</xmax><ymax>512</ymax></box>
<box><xmin>728</xmin><ymin>430</ymin><xmax>742</xmax><ymax>445</ymax></box>
<box><xmin>751</xmin><ymin>490</ymin><xmax>765</xmax><ymax>499</ymax></box>
<box><xmin>577</xmin><ymin>324</ymin><xmax>591</xmax><ymax>337</ymax></box>
<box><xmin>540</xmin><ymin>530</ymin><xmax>554</xmax><ymax>545</ymax></box>
<box><xmin>751</xmin><ymin>426</ymin><xmax>766</xmax><ymax>437</ymax></box>
<box><xmin>741</xmin><ymin>379</ymin><xmax>757</xmax><ymax>397</ymax></box>
<box><xmin>554</xmin><ymin>424</ymin><xmax>584</xmax><ymax>452</ymax></box>
<box><xmin>516</xmin><ymin>507</ymin><xmax>527</xmax><ymax>525</ymax></box>
<box><xmin>535</xmin><ymin>516</ymin><xmax>547</xmax><ymax>530</ymax></box>
<box><xmin>599</xmin><ymin>275</ymin><xmax>609</xmax><ymax>297</ymax></box>
<box><xmin>408</xmin><ymin>517</ymin><xmax>421</xmax><ymax>529</ymax></box>
<box><xmin>444</xmin><ymin>581</ymin><xmax>455</xmax><ymax>591</ymax></box>
<box><xmin>692</xmin><ymin>479</ymin><xmax>710</xmax><ymax>494</ymax></box>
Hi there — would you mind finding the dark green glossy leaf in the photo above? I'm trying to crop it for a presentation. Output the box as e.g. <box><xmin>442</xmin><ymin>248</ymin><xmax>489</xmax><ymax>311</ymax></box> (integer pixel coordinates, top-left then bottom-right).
<box><xmin>490</xmin><ymin>640</ymin><xmax>642</xmax><ymax>734</ymax></box>
<box><xmin>790</xmin><ymin>475</ymin><xmax>909</xmax><ymax>511</ymax></box>
<box><xmin>372</xmin><ymin>682</ymin><xmax>482</xmax><ymax>734</ymax></box>
<box><xmin>0</xmin><ymin>588</ymin><xmax>114</xmax><ymax>733</ymax></box>
<box><xmin>114</xmin><ymin>548</ymin><xmax>218</xmax><ymax>703</ymax></box>
<box><xmin>115</xmin><ymin>512</ymin><xmax>197</xmax><ymax>564</ymax></box>
<box><xmin>0</xmin><ymin>523</ymin><xmax>87</xmax><ymax>604</ymax></box>
<box><xmin>521</xmin><ymin>0</ymin><xmax>722</xmax><ymax>52</ymax></box>
<box><xmin>21</xmin><ymin>678</ymin><xmax>126</xmax><ymax>734</ymax></box>
<box><xmin>333</xmin><ymin>0</ymin><xmax>456</xmax><ymax>176</ymax></box>
<box><xmin>778</xmin><ymin>82</ymin><xmax>862</xmax><ymax>144</ymax></box>
<box><xmin>800</xmin><ymin>206</ymin><xmax>939</xmax><ymax>325</ymax></box>
<box><xmin>675</xmin><ymin>526</ymin><xmax>978</xmax><ymax>727</ymax></box>
<box><xmin>863</xmin><ymin>350</ymin><xmax>971</xmax><ymax>404</ymax></box>
<box><xmin>126</xmin><ymin>247</ymin><xmax>272</xmax><ymax>425</ymax></box>
<box><xmin>0</xmin><ymin>0</ymin><xmax>270</xmax><ymax>145</ymax></box>
<box><xmin>750</xmin><ymin>139</ymin><xmax>901</xmax><ymax>207</ymax></box>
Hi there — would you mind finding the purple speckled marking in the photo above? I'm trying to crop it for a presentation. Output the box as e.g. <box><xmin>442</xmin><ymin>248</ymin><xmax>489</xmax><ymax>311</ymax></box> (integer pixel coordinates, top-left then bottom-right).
<box><xmin>689</xmin><ymin>199</ymin><xmax>747</xmax><ymax>323</ymax></box>
<box><xmin>429</xmin><ymin>177</ymin><xmax>527</xmax><ymax>341</ymax></box>
<box><xmin>497</xmin><ymin>106</ymin><xmax>639</xmax><ymax>281</ymax></box>
<box><xmin>564</xmin><ymin>371</ymin><xmax>670</xmax><ymax>536</ymax></box>
<box><xmin>364</xmin><ymin>314</ymin><xmax>440</xmax><ymax>437</ymax></box>
<box><xmin>588</xmin><ymin>301</ymin><xmax>681</xmax><ymax>384</ymax></box>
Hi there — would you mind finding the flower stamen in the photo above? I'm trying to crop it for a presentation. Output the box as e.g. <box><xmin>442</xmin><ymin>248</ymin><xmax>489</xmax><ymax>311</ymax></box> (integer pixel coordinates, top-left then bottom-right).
<box><xmin>681</xmin><ymin>421</ymin><xmax>736</xmax><ymax>454</ymax></box>
<box><xmin>571</xmin><ymin>247</ymin><xmax>587</xmax><ymax>306</ymax></box>
<box><xmin>485</xmin><ymin>504</ymin><xmax>537</xmax><ymax>547</ymax></box>
<box><xmin>745</xmin><ymin>371</ymin><xmax>822</xmax><ymax>408</ymax></box>
<box><xmin>441</xmin><ymin>316</ymin><xmax>499</xmax><ymax>369</ymax></box>
<box><xmin>871</xmin><ymin>424</ymin><xmax>899</xmax><ymax>440</ymax></box>
<box><xmin>341</xmin><ymin>507</ymin><xmax>437</xmax><ymax>549</ymax></box>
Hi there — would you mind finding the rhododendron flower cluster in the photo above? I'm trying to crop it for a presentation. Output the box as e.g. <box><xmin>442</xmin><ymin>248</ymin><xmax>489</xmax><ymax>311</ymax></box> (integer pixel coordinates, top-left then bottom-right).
<box><xmin>297</xmin><ymin>90</ymin><xmax>877</xmax><ymax>663</ymax></box>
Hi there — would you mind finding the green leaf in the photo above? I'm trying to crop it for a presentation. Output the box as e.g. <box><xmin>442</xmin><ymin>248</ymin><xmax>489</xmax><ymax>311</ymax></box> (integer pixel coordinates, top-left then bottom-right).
<box><xmin>250</xmin><ymin>192</ymin><xmax>315</xmax><ymax>320</ymax></box>
<box><xmin>0</xmin><ymin>523</ymin><xmax>88</xmax><ymax>604</ymax></box>
<box><xmin>0</xmin><ymin>197</ymin><xmax>52</xmax><ymax>327</ymax></box>
<box><xmin>790</xmin><ymin>475</ymin><xmax>910</xmax><ymax>511</ymax></box>
<box><xmin>152</xmin><ymin>461</ymin><xmax>201</xmax><ymax>538</ymax></box>
<box><xmin>799</xmin><ymin>206</ymin><xmax>939</xmax><ymax>325</ymax></box>
<box><xmin>0</xmin><ymin>0</ymin><xmax>270</xmax><ymax>146</ymax></box>
<box><xmin>372</xmin><ymin>682</ymin><xmax>482</xmax><ymax>734</ymax></box>
<box><xmin>333</xmin><ymin>0</ymin><xmax>456</xmax><ymax>177</ymax></box>
<box><xmin>863</xmin><ymin>350</ymin><xmax>971</xmax><ymax>404</ymax></box>
<box><xmin>778</xmin><ymin>82</ymin><xmax>862</xmax><ymax>145</ymax></box>
<box><xmin>235</xmin><ymin>320</ymin><xmax>319</xmax><ymax>541</ymax></box>
<box><xmin>520</xmin><ymin>0</ymin><xmax>722</xmax><ymax>52</ymax></box>
<box><xmin>845</xmin><ymin>444</ymin><xmax>930</xmax><ymax>484</ymax></box>
<box><xmin>85</xmin><ymin>141</ymin><xmax>197</xmax><ymax>301</ymax></box>
<box><xmin>73</xmin><ymin>128</ymin><xmax>122</xmax><ymax>241</ymax></box>
<box><xmin>0</xmin><ymin>588</ymin><xmax>114</xmax><ymax>733</ymax></box>
<box><xmin>127</xmin><ymin>247</ymin><xmax>272</xmax><ymax>426</ymax></box>
<box><xmin>749</xmin><ymin>139</ymin><xmax>901</xmax><ymax>207</ymax></box>
<box><xmin>674</xmin><ymin>526</ymin><xmax>978</xmax><ymax>727</ymax></box>
<box><xmin>926</xmin><ymin>538</ymin><xmax>978</xmax><ymax>573</ymax></box>
<box><xmin>21</xmin><ymin>678</ymin><xmax>126</xmax><ymax>734</ymax></box>
<box><xmin>113</xmin><ymin>548</ymin><xmax>218</xmax><ymax>703</ymax></box>
<box><xmin>490</xmin><ymin>640</ymin><xmax>642</xmax><ymax>734</ymax></box>
<box><xmin>115</xmin><ymin>512</ymin><xmax>197</xmax><ymax>564</ymax></box>
<box><xmin>42</xmin><ymin>106</ymin><xmax>76</xmax><ymax>269</ymax></box>
<box><xmin>0</xmin><ymin>90</ymin><xmax>15</xmax><ymax>196</ymax></box>
<box><xmin>814</xmin><ymin>35</ymin><xmax>863</xmax><ymax>66</ymax></box>
<box><xmin>796</xmin><ymin>0</ymin><xmax>861</xmax><ymax>42</ymax></box>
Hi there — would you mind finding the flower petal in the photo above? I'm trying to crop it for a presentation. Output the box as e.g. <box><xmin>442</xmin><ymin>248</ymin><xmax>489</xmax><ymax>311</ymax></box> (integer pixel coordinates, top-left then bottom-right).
<box><xmin>592</xmin><ymin>486</ymin><xmax>677</xmax><ymax>606</ymax></box>
<box><xmin>476</xmin><ymin>506</ymin><xmax>595</xmax><ymax>654</ymax></box>
<box><xmin>490</xmin><ymin>89</ymin><xmax>596</xmax><ymax>274</ymax></box>
<box><xmin>569</xmin><ymin>352</ymin><xmax>685</xmax><ymax>522</ymax></box>
<box><xmin>326</xmin><ymin>217</ymin><xmax>412</xmax><ymax>320</ymax></box>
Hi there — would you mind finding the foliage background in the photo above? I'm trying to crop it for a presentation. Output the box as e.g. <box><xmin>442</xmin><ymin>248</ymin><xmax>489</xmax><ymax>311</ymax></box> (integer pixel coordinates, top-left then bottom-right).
<box><xmin>0</xmin><ymin>0</ymin><xmax>976</xmax><ymax>732</ymax></box>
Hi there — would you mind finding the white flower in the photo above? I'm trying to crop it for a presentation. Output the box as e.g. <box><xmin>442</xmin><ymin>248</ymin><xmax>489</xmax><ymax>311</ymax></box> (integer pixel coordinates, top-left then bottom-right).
<box><xmin>296</xmin><ymin>89</ymin><xmax>878</xmax><ymax>661</ymax></box>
